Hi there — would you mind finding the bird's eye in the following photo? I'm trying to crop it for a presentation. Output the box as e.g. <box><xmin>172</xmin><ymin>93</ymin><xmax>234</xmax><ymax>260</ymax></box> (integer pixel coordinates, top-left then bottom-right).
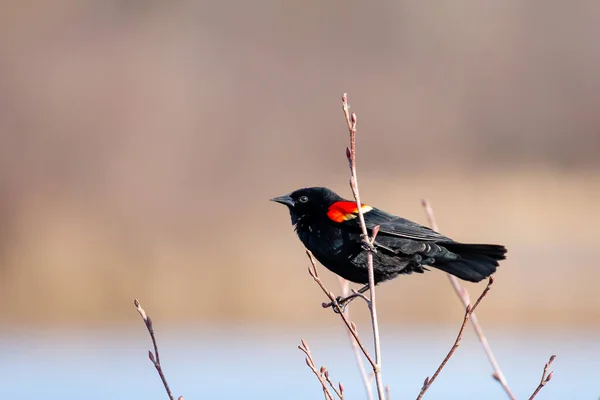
<box><xmin>299</xmin><ymin>196</ymin><xmax>309</xmax><ymax>203</ymax></box>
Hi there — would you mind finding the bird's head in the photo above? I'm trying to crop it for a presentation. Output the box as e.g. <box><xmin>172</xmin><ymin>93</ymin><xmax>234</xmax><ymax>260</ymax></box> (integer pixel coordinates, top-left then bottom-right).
<box><xmin>270</xmin><ymin>187</ymin><xmax>343</xmax><ymax>225</ymax></box>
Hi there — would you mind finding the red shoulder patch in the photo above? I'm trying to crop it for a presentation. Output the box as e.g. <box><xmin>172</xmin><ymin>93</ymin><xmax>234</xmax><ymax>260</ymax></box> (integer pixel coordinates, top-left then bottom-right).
<box><xmin>327</xmin><ymin>201</ymin><xmax>373</xmax><ymax>223</ymax></box>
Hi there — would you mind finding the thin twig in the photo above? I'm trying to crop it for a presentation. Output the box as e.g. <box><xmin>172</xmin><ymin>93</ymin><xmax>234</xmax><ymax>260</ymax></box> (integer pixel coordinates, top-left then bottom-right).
<box><xmin>339</xmin><ymin>277</ymin><xmax>375</xmax><ymax>400</ymax></box>
<box><xmin>421</xmin><ymin>199</ymin><xmax>517</xmax><ymax>400</ymax></box>
<box><xmin>349</xmin><ymin>288</ymin><xmax>372</xmax><ymax>305</ymax></box>
<box><xmin>527</xmin><ymin>355</ymin><xmax>556</xmax><ymax>400</ymax></box>
<box><xmin>324</xmin><ymin>369</ymin><xmax>345</xmax><ymax>399</ymax></box>
<box><xmin>298</xmin><ymin>339</ymin><xmax>337</xmax><ymax>400</ymax></box>
<box><xmin>341</xmin><ymin>93</ymin><xmax>386</xmax><ymax>400</ymax></box>
<box><xmin>134</xmin><ymin>299</ymin><xmax>177</xmax><ymax>400</ymax></box>
<box><xmin>321</xmin><ymin>289</ymin><xmax>369</xmax><ymax>310</ymax></box>
<box><xmin>417</xmin><ymin>277</ymin><xmax>495</xmax><ymax>399</ymax></box>
<box><xmin>306</xmin><ymin>251</ymin><xmax>377</xmax><ymax>368</ymax></box>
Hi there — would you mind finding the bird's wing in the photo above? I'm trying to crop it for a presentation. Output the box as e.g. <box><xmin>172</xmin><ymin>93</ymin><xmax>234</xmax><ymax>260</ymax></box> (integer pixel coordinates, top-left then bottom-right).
<box><xmin>325</xmin><ymin>200</ymin><xmax>450</xmax><ymax>241</ymax></box>
<box><xmin>371</xmin><ymin>208</ymin><xmax>449</xmax><ymax>241</ymax></box>
<box><xmin>343</xmin><ymin>206</ymin><xmax>451</xmax><ymax>241</ymax></box>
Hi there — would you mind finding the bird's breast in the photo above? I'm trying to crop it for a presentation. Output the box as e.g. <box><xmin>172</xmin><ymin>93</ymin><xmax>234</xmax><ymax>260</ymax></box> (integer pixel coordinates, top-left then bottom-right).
<box><xmin>296</xmin><ymin>222</ymin><xmax>358</xmax><ymax>261</ymax></box>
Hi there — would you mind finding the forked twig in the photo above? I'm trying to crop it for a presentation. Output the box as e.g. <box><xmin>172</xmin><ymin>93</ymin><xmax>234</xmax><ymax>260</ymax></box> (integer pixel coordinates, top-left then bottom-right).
<box><xmin>527</xmin><ymin>355</ymin><xmax>556</xmax><ymax>400</ymax></box>
<box><xmin>298</xmin><ymin>339</ymin><xmax>339</xmax><ymax>400</ymax></box>
<box><xmin>417</xmin><ymin>277</ymin><xmax>495</xmax><ymax>399</ymax></box>
<box><xmin>341</xmin><ymin>93</ymin><xmax>386</xmax><ymax>400</ymax></box>
<box><xmin>134</xmin><ymin>299</ymin><xmax>180</xmax><ymax>400</ymax></box>
<box><xmin>421</xmin><ymin>199</ymin><xmax>516</xmax><ymax>399</ymax></box>
<box><xmin>324</xmin><ymin>368</ymin><xmax>345</xmax><ymax>399</ymax></box>
<box><xmin>306</xmin><ymin>251</ymin><xmax>377</xmax><ymax>368</ymax></box>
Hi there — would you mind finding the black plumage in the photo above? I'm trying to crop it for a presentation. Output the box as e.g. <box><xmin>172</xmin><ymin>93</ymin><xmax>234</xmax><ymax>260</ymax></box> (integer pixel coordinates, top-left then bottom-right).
<box><xmin>271</xmin><ymin>187</ymin><xmax>505</xmax><ymax>286</ymax></box>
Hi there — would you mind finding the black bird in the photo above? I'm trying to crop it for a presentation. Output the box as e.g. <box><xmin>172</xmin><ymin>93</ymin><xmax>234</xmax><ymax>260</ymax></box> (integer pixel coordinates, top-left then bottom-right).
<box><xmin>272</xmin><ymin>187</ymin><xmax>505</xmax><ymax>300</ymax></box>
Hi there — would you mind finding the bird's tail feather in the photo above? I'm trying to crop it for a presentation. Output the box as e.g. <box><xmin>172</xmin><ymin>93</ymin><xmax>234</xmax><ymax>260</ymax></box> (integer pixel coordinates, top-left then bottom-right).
<box><xmin>434</xmin><ymin>243</ymin><xmax>506</xmax><ymax>283</ymax></box>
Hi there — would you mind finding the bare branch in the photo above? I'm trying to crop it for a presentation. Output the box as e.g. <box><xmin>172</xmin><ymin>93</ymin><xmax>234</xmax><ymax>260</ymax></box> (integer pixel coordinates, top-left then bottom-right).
<box><xmin>134</xmin><ymin>299</ymin><xmax>177</xmax><ymax>400</ymax></box>
<box><xmin>304</xmin><ymin>94</ymin><xmax>383</xmax><ymax>400</ymax></box>
<box><xmin>341</xmin><ymin>93</ymin><xmax>386</xmax><ymax>400</ymax></box>
<box><xmin>528</xmin><ymin>355</ymin><xmax>556</xmax><ymax>400</ymax></box>
<box><xmin>339</xmin><ymin>278</ymin><xmax>375</xmax><ymax>400</ymax></box>
<box><xmin>298</xmin><ymin>339</ymin><xmax>337</xmax><ymax>400</ymax></box>
<box><xmin>349</xmin><ymin>288</ymin><xmax>372</xmax><ymax>305</ymax></box>
<box><xmin>416</xmin><ymin>277</ymin><xmax>495</xmax><ymax>399</ymax></box>
<box><xmin>324</xmin><ymin>368</ymin><xmax>345</xmax><ymax>399</ymax></box>
<box><xmin>306</xmin><ymin>251</ymin><xmax>377</xmax><ymax>368</ymax></box>
<box><xmin>421</xmin><ymin>199</ymin><xmax>516</xmax><ymax>400</ymax></box>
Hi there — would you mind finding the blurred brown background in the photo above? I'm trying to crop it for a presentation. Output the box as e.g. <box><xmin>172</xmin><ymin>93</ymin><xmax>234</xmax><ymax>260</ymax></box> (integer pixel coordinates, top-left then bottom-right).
<box><xmin>1</xmin><ymin>0</ymin><xmax>599</xmax><ymax>329</ymax></box>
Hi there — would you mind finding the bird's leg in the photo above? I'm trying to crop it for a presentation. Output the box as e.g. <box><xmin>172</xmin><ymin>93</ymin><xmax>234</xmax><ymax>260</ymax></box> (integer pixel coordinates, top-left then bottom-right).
<box><xmin>323</xmin><ymin>284</ymin><xmax>371</xmax><ymax>313</ymax></box>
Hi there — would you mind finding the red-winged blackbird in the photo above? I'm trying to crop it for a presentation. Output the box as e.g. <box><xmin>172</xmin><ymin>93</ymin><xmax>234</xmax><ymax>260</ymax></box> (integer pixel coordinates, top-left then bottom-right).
<box><xmin>272</xmin><ymin>187</ymin><xmax>505</xmax><ymax>294</ymax></box>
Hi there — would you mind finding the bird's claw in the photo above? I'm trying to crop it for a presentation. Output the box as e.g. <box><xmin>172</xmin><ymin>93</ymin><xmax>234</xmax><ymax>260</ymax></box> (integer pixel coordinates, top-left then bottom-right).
<box><xmin>361</xmin><ymin>241</ymin><xmax>377</xmax><ymax>253</ymax></box>
<box><xmin>333</xmin><ymin>296</ymin><xmax>347</xmax><ymax>314</ymax></box>
<box><xmin>322</xmin><ymin>296</ymin><xmax>349</xmax><ymax>314</ymax></box>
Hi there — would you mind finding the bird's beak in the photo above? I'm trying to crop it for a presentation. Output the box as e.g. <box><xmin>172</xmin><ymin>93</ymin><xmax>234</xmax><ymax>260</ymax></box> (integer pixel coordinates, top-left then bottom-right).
<box><xmin>270</xmin><ymin>194</ymin><xmax>295</xmax><ymax>208</ymax></box>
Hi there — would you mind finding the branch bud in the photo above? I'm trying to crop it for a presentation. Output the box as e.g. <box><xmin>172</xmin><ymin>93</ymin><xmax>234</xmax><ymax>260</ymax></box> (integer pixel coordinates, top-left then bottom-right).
<box><xmin>423</xmin><ymin>376</ymin><xmax>430</xmax><ymax>388</ymax></box>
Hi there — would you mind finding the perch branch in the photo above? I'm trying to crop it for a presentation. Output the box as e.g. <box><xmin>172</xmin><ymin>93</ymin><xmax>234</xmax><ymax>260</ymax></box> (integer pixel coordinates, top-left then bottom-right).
<box><xmin>306</xmin><ymin>251</ymin><xmax>376</xmax><ymax>368</ymax></box>
<box><xmin>342</xmin><ymin>92</ymin><xmax>386</xmax><ymax>400</ymax></box>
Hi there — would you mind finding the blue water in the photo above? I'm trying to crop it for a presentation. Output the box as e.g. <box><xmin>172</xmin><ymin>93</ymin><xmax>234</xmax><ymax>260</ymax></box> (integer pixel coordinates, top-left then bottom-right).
<box><xmin>1</xmin><ymin>324</ymin><xmax>597</xmax><ymax>399</ymax></box>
